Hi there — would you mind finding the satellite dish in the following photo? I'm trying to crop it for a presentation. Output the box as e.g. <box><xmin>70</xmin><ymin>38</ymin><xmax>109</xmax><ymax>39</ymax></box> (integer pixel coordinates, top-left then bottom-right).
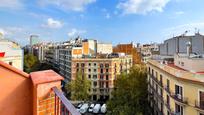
<box><xmin>186</xmin><ymin>41</ymin><xmax>191</xmax><ymax>46</ymax></box>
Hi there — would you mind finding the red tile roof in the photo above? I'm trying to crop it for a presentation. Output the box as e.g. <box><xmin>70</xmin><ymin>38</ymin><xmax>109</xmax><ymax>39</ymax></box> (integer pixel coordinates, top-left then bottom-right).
<box><xmin>167</xmin><ymin>63</ymin><xmax>187</xmax><ymax>71</ymax></box>
<box><xmin>0</xmin><ymin>61</ymin><xmax>29</xmax><ymax>78</ymax></box>
<box><xmin>30</xmin><ymin>70</ymin><xmax>64</xmax><ymax>85</ymax></box>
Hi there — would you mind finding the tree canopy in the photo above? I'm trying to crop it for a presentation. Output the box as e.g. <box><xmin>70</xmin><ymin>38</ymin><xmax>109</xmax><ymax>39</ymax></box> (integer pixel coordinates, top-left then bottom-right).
<box><xmin>65</xmin><ymin>72</ymin><xmax>91</xmax><ymax>101</ymax></box>
<box><xmin>107</xmin><ymin>65</ymin><xmax>150</xmax><ymax>115</ymax></box>
<box><xmin>24</xmin><ymin>53</ymin><xmax>39</xmax><ymax>73</ymax></box>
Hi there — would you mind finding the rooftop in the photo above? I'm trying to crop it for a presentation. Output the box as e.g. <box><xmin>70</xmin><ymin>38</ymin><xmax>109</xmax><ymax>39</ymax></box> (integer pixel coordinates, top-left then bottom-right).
<box><xmin>148</xmin><ymin>59</ymin><xmax>204</xmax><ymax>85</ymax></box>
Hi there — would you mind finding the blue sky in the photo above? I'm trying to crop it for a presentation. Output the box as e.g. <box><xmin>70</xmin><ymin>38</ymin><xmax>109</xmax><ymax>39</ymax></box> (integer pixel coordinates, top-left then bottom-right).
<box><xmin>0</xmin><ymin>0</ymin><xmax>204</xmax><ymax>46</ymax></box>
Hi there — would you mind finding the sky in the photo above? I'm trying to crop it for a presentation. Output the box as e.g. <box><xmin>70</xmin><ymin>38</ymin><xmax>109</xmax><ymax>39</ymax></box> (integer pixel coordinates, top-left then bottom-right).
<box><xmin>1</xmin><ymin>0</ymin><xmax>204</xmax><ymax>46</ymax></box>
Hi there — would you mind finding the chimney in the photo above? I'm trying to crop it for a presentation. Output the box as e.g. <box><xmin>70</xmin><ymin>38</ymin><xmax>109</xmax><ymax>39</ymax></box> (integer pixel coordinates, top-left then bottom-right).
<box><xmin>186</xmin><ymin>41</ymin><xmax>191</xmax><ymax>57</ymax></box>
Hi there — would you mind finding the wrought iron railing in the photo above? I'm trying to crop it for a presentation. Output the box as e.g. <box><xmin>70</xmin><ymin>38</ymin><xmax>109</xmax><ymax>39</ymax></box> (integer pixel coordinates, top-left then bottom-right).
<box><xmin>195</xmin><ymin>100</ymin><xmax>204</xmax><ymax>110</ymax></box>
<box><xmin>171</xmin><ymin>93</ymin><xmax>188</xmax><ymax>104</ymax></box>
<box><xmin>52</xmin><ymin>87</ymin><xmax>81</xmax><ymax>115</ymax></box>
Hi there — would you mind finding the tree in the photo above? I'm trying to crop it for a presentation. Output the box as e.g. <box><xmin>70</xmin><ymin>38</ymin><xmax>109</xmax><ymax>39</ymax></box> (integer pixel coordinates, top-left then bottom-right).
<box><xmin>107</xmin><ymin>65</ymin><xmax>150</xmax><ymax>115</ymax></box>
<box><xmin>24</xmin><ymin>53</ymin><xmax>39</xmax><ymax>73</ymax></box>
<box><xmin>65</xmin><ymin>72</ymin><xmax>91</xmax><ymax>101</ymax></box>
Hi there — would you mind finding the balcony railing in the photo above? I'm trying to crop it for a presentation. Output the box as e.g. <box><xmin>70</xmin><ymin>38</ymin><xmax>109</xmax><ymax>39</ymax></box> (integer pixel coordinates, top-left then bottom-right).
<box><xmin>52</xmin><ymin>87</ymin><xmax>81</xmax><ymax>115</ymax></box>
<box><xmin>164</xmin><ymin>85</ymin><xmax>171</xmax><ymax>94</ymax></box>
<box><xmin>149</xmin><ymin>74</ymin><xmax>163</xmax><ymax>87</ymax></box>
<box><xmin>195</xmin><ymin>100</ymin><xmax>204</xmax><ymax>110</ymax></box>
<box><xmin>171</xmin><ymin>93</ymin><xmax>188</xmax><ymax>105</ymax></box>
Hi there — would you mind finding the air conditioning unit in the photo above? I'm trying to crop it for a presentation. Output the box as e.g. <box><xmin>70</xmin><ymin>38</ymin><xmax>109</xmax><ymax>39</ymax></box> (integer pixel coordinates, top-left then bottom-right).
<box><xmin>177</xmin><ymin>94</ymin><xmax>182</xmax><ymax>99</ymax></box>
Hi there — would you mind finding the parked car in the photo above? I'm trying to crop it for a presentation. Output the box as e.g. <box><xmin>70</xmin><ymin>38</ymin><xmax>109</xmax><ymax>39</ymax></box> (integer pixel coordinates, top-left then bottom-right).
<box><xmin>76</xmin><ymin>103</ymin><xmax>83</xmax><ymax>111</ymax></box>
<box><xmin>100</xmin><ymin>104</ymin><xmax>107</xmax><ymax>113</ymax></box>
<box><xmin>79</xmin><ymin>103</ymin><xmax>89</xmax><ymax>114</ymax></box>
<box><xmin>88</xmin><ymin>104</ymin><xmax>95</xmax><ymax>112</ymax></box>
<box><xmin>93</xmin><ymin>104</ymin><xmax>101</xmax><ymax>113</ymax></box>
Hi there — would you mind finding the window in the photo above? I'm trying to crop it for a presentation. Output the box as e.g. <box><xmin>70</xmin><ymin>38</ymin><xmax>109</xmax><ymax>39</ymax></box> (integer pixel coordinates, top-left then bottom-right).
<box><xmin>88</xmin><ymin>75</ymin><xmax>91</xmax><ymax>79</ymax></box>
<box><xmin>93</xmin><ymin>75</ymin><xmax>97</xmax><ymax>79</ymax></box>
<box><xmin>88</xmin><ymin>69</ymin><xmax>91</xmax><ymax>72</ymax></box>
<box><xmin>100</xmin><ymin>75</ymin><xmax>103</xmax><ymax>80</ymax></box>
<box><xmin>167</xmin><ymin>95</ymin><xmax>170</xmax><ymax>105</ymax></box>
<box><xmin>181</xmin><ymin>62</ymin><xmax>184</xmax><ymax>66</ymax></box>
<box><xmin>152</xmin><ymin>69</ymin><xmax>154</xmax><ymax>76</ymax></box>
<box><xmin>81</xmin><ymin>63</ymin><xmax>85</xmax><ymax>67</ymax></box>
<box><xmin>94</xmin><ymin>69</ymin><xmax>97</xmax><ymax>72</ymax></box>
<box><xmin>106</xmin><ymin>75</ymin><xmax>109</xmax><ymax>80</ymax></box>
<box><xmin>9</xmin><ymin>62</ymin><xmax>12</xmax><ymax>66</ymax></box>
<box><xmin>100</xmin><ymin>64</ymin><xmax>103</xmax><ymax>68</ymax></box>
<box><xmin>106</xmin><ymin>82</ymin><xmax>109</xmax><ymax>88</ymax></box>
<box><xmin>175</xmin><ymin>103</ymin><xmax>183</xmax><ymax>115</ymax></box>
<box><xmin>167</xmin><ymin>111</ymin><xmax>170</xmax><ymax>115</ymax></box>
<box><xmin>9</xmin><ymin>61</ymin><xmax>13</xmax><ymax>65</ymax></box>
<box><xmin>94</xmin><ymin>63</ymin><xmax>97</xmax><ymax>66</ymax></box>
<box><xmin>148</xmin><ymin>67</ymin><xmax>150</xmax><ymax>73</ymax></box>
<box><xmin>175</xmin><ymin>85</ymin><xmax>183</xmax><ymax>99</ymax></box>
<box><xmin>89</xmin><ymin>63</ymin><xmax>91</xmax><ymax>66</ymax></box>
<box><xmin>199</xmin><ymin>91</ymin><xmax>204</xmax><ymax>109</ymax></box>
<box><xmin>105</xmin><ymin>63</ymin><xmax>109</xmax><ymax>68</ymax></box>
<box><xmin>106</xmin><ymin>69</ymin><xmax>109</xmax><ymax>72</ymax></box>
<box><xmin>160</xmin><ymin>74</ymin><xmax>163</xmax><ymax>85</ymax></box>
<box><xmin>93</xmin><ymin>82</ymin><xmax>97</xmax><ymax>87</ymax></box>
<box><xmin>100</xmin><ymin>69</ymin><xmax>103</xmax><ymax>73</ymax></box>
<box><xmin>167</xmin><ymin>79</ymin><xmax>170</xmax><ymax>90</ymax></box>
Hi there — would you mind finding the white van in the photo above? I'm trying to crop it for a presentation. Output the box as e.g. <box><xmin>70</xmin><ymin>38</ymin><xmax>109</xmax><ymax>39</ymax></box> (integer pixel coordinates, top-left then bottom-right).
<box><xmin>93</xmin><ymin>104</ymin><xmax>101</xmax><ymax>113</ymax></box>
<box><xmin>79</xmin><ymin>103</ymin><xmax>89</xmax><ymax>114</ymax></box>
<box><xmin>100</xmin><ymin>104</ymin><xmax>107</xmax><ymax>113</ymax></box>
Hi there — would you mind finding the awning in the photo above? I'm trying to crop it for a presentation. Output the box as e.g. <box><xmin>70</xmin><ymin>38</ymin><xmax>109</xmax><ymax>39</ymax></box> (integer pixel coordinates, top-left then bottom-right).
<box><xmin>0</xmin><ymin>52</ymin><xmax>5</xmax><ymax>57</ymax></box>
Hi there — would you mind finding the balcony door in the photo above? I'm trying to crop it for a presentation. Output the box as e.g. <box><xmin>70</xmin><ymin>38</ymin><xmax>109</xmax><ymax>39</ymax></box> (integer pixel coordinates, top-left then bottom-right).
<box><xmin>175</xmin><ymin>85</ymin><xmax>183</xmax><ymax>99</ymax></box>
<box><xmin>199</xmin><ymin>91</ymin><xmax>204</xmax><ymax>109</ymax></box>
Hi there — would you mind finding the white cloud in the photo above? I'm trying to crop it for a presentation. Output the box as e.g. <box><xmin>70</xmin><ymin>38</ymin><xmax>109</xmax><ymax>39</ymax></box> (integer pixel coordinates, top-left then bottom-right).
<box><xmin>0</xmin><ymin>27</ymin><xmax>23</xmax><ymax>36</ymax></box>
<box><xmin>42</xmin><ymin>18</ymin><xmax>63</xmax><ymax>29</ymax></box>
<box><xmin>162</xmin><ymin>22</ymin><xmax>204</xmax><ymax>38</ymax></box>
<box><xmin>67</xmin><ymin>28</ymin><xmax>86</xmax><ymax>37</ymax></box>
<box><xmin>105</xmin><ymin>13</ymin><xmax>111</xmax><ymax>19</ymax></box>
<box><xmin>38</xmin><ymin>0</ymin><xmax>96</xmax><ymax>12</ymax></box>
<box><xmin>0</xmin><ymin>0</ymin><xmax>23</xmax><ymax>9</ymax></box>
<box><xmin>117</xmin><ymin>0</ymin><xmax>170</xmax><ymax>15</ymax></box>
<box><xmin>175</xmin><ymin>11</ymin><xmax>184</xmax><ymax>15</ymax></box>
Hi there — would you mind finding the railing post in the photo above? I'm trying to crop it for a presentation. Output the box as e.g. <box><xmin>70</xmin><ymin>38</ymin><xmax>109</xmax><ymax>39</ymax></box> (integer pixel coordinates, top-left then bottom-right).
<box><xmin>30</xmin><ymin>70</ymin><xmax>64</xmax><ymax>115</ymax></box>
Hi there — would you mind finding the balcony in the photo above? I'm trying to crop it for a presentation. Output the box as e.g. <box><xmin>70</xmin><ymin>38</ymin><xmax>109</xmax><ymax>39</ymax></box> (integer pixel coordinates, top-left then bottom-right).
<box><xmin>52</xmin><ymin>87</ymin><xmax>81</xmax><ymax>115</ymax></box>
<box><xmin>164</xmin><ymin>85</ymin><xmax>171</xmax><ymax>94</ymax></box>
<box><xmin>171</xmin><ymin>93</ymin><xmax>188</xmax><ymax>105</ymax></box>
<box><xmin>195</xmin><ymin>100</ymin><xmax>204</xmax><ymax>111</ymax></box>
<box><xmin>149</xmin><ymin>74</ymin><xmax>163</xmax><ymax>88</ymax></box>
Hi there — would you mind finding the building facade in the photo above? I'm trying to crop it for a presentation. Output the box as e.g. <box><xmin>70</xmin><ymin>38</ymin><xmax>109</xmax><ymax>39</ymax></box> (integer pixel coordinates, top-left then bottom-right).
<box><xmin>147</xmin><ymin>54</ymin><xmax>204</xmax><ymax>115</ymax></box>
<box><xmin>159</xmin><ymin>33</ymin><xmax>204</xmax><ymax>56</ymax></box>
<box><xmin>0</xmin><ymin>38</ymin><xmax>23</xmax><ymax>70</ymax></box>
<box><xmin>97</xmin><ymin>43</ymin><xmax>113</xmax><ymax>54</ymax></box>
<box><xmin>113</xmin><ymin>43</ymin><xmax>141</xmax><ymax>64</ymax></box>
<box><xmin>71</xmin><ymin>55</ymin><xmax>132</xmax><ymax>101</ymax></box>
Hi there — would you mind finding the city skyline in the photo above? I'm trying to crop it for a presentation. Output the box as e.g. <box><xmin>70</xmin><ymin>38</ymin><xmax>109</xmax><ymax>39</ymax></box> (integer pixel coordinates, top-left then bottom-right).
<box><xmin>0</xmin><ymin>0</ymin><xmax>204</xmax><ymax>46</ymax></box>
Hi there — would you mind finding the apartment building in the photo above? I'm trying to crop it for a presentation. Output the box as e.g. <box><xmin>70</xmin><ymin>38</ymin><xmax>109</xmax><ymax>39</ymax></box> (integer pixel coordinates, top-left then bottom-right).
<box><xmin>82</xmin><ymin>39</ymin><xmax>97</xmax><ymax>56</ymax></box>
<box><xmin>0</xmin><ymin>37</ymin><xmax>23</xmax><ymax>70</ymax></box>
<box><xmin>159</xmin><ymin>32</ymin><xmax>204</xmax><ymax>56</ymax></box>
<box><xmin>138</xmin><ymin>43</ymin><xmax>159</xmax><ymax>63</ymax></box>
<box><xmin>59</xmin><ymin>46</ymin><xmax>83</xmax><ymax>83</ymax></box>
<box><xmin>113</xmin><ymin>43</ymin><xmax>141</xmax><ymax>64</ymax></box>
<box><xmin>44</xmin><ymin>43</ymin><xmax>61</xmax><ymax>70</ymax></box>
<box><xmin>147</xmin><ymin>53</ymin><xmax>204</xmax><ymax>114</ymax></box>
<box><xmin>97</xmin><ymin>43</ymin><xmax>113</xmax><ymax>54</ymax></box>
<box><xmin>71</xmin><ymin>54</ymin><xmax>132</xmax><ymax>101</ymax></box>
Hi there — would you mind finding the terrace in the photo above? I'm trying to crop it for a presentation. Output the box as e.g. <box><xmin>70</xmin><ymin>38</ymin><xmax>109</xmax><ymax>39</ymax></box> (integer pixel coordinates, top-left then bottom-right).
<box><xmin>0</xmin><ymin>61</ymin><xmax>80</xmax><ymax>115</ymax></box>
